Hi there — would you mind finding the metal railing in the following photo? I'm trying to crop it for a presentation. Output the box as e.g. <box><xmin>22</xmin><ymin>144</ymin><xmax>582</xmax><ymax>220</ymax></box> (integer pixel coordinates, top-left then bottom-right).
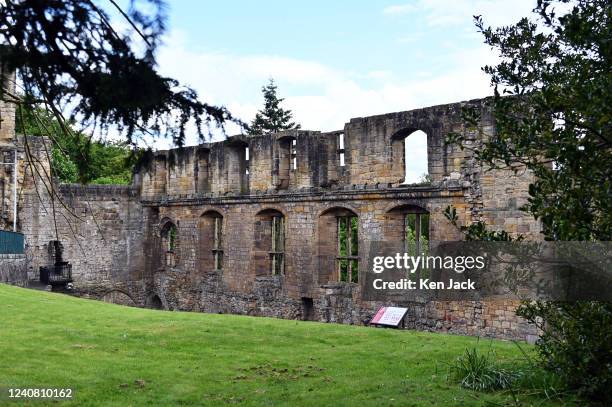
<box><xmin>40</xmin><ymin>263</ymin><xmax>73</xmax><ymax>285</ymax></box>
<box><xmin>0</xmin><ymin>230</ymin><xmax>24</xmax><ymax>254</ymax></box>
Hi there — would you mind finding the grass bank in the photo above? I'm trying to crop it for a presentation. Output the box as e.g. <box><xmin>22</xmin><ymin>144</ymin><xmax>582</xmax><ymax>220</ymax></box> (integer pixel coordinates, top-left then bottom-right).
<box><xmin>0</xmin><ymin>284</ymin><xmax>556</xmax><ymax>406</ymax></box>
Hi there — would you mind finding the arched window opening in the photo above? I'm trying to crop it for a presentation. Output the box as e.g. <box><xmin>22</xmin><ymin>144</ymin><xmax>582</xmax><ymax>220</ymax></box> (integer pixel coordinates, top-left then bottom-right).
<box><xmin>403</xmin><ymin>130</ymin><xmax>428</xmax><ymax>184</ymax></box>
<box><xmin>391</xmin><ymin>129</ymin><xmax>429</xmax><ymax>184</ymax></box>
<box><xmin>199</xmin><ymin>211</ymin><xmax>223</xmax><ymax>272</ymax></box>
<box><xmin>253</xmin><ymin>210</ymin><xmax>285</xmax><ymax>276</ymax></box>
<box><xmin>160</xmin><ymin>221</ymin><xmax>178</xmax><ymax>268</ymax></box>
<box><xmin>318</xmin><ymin>208</ymin><xmax>358</xmax><ymax>284</ymax></box>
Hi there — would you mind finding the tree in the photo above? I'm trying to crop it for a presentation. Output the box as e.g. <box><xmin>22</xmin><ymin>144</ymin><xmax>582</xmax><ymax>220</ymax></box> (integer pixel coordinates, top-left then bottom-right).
<box><xmin>0</xmin><ymin>0</ymin><xmax>240</xmax><ymax>147</ymax></box>
<box><xmin>16</xmin><ymin>106</ymin><xmax>137</xmax><ymax>185</ymax></box>
<box><xmin>248</xmin><ymin>79</ymin><xmax>299</xmax><ymax>135</ymax></box>
<box><xmin>447</xmin><ymin>0</ymin><xmax>611</xmax><ymax>401</ymax></box>
<box><xmin>449</xmin><ymin>0</ymin><xmax>610</xmax><ymax>241</ymax></box>
<box><xmin>0</xmin><ymin>1</ymin><xmax>239</xmax><ymax>238</ymax></box>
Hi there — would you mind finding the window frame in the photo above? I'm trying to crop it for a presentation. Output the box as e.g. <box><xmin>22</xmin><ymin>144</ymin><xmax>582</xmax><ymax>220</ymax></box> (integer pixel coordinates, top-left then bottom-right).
<box><xmin>336</xmin><ymin>215</ymin><xmax>358</xmax><ymax>283</ymax></box>
<box><xmin>290</xmin><ymin>139</ymin><xmax>297</xmax><ymax>171</ymax></box>
<box><xmin>161</xmin><ymin>222</ymin><xmax>178</xmax><ymax>268</ymax></box>
<box><xmin>404</xmin><ymin>212</ymin><xmax>430</xmax><ymax>279</ymax></box>
<box><xmin>270</xmin><ymin>215</ymin><xmax>285</xmax><ymax>275</ymax></box>
<box><xmin>212</xmin><ymin>216</ymin><xmax>223</xmax><ymax>271</ymax></box>
<box><xmin>337</xmin><ymin>133</ymin><xmax>346</xmax><ymax>167</ymax></box>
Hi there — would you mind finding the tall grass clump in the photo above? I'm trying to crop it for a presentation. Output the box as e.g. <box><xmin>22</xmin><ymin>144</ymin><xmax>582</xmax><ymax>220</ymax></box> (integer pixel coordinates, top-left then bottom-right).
<box><xmin>450</xmin><ymin>347</ymin><xmax>518</xmax><ymax>391</ymax></box>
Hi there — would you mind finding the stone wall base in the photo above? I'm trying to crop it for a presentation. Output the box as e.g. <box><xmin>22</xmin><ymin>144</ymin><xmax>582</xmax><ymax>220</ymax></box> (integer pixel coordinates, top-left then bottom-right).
<box><xmin>0</xmin><ymin>254</ymin><xmax>28</xmax><ymax>286</ymax></box>
<box><xmin>66</xmin><ymin>272</ymin><xmax>538</xmax><ymax>342</ymax></box>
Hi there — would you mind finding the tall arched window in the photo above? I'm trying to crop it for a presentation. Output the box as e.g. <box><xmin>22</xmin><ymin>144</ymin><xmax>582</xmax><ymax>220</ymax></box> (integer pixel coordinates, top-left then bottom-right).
<box><xmin>318</xmin><ymin>208</ymin><xmax>359</xmax><ymax>283</ymax></box>
<box><xmin>199</xmin><ymin>211</ymin><xmax>224</xmax><ymax>272</ymax></box>
<box><xmin>253</xmin><ymin>209</ymin><xmax>285</xmax><ymax>275</ymax></box>
<box><xmin>391</xmin><ymin>129</ymin><xmax>429</xmax><ymax>184</ymax></box>
<box><xmin>160</xmin><ymin>221</ymin><xmax>178</xmax><ymax>267</ymax></box>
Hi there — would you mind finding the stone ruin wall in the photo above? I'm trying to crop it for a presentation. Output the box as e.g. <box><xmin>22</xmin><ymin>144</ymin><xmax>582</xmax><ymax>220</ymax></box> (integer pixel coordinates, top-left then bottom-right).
<box><xmin>7</xmin><ymin>92</ymin><xmax>540</xmax><ymax>341</ymax></box>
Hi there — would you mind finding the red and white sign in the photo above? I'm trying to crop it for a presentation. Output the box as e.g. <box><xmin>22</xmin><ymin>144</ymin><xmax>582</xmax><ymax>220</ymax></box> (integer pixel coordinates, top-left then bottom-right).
<box><xmin>370</xmin><ymin>306</ymin><xmax>408</xmax><ymax>327</ymax></box>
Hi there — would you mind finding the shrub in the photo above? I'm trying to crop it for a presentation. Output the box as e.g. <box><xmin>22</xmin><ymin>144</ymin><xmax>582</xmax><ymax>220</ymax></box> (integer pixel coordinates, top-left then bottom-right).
<box><xmin>517</xmin><ymin>301</ymin><xmax>612</xmax><ymax>402</ymax></box>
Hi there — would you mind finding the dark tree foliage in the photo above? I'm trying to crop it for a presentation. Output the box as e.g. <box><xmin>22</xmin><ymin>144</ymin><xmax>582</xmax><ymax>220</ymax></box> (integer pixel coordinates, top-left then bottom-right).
<box><xmin>447</xmin><ymin>1</ymin><xmax>611</xmax><ymax>401</ymax></box>
<box><xmin>0</xmin><ymin>0</ymin><xmax>240</xmax><ymax>146</ymax></box>
<box><xmin>248</xmin><ymin>79</ymin><xmax>299</xmax><ymax>135</ymax></box>
<box><xmin>517</xmin><ymin>301</ymin><xmax>612</xmax><ymax>401</ymax></box>
<box><xmin>448</xmin><ymin>0</ymin><xmax>611</xmax><ymax>241</ymax></box>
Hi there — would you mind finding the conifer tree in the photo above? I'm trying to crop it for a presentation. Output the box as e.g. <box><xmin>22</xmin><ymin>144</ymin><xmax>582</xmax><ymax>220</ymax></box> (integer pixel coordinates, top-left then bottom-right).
<box><xmin>248</xmin><ymin>79</ymin><xmax>300</xmax><ymax>135</ymax></box>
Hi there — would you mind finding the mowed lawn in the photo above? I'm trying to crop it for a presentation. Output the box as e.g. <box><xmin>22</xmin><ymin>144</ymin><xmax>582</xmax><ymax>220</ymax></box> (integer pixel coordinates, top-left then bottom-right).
<box><xmin>0</xmin><ymin>284</ymin><xmax>552</xmax><ymax>406</ymax></box>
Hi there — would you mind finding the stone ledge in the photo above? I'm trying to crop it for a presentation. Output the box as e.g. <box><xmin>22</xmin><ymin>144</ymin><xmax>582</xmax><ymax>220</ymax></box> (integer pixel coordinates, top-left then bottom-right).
<box><xmin>141</xmin><ymin>185</ymin><xmax>464</xmax><ymax>206</ymax></box>
<box><xmin>59</xmin><ymin>184</ymin><xmax>139</xmax><ymax>198</ymax></box>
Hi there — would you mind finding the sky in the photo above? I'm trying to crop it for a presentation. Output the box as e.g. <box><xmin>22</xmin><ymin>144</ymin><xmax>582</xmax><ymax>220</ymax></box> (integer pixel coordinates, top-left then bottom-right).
<box><xmin>151</xmin><ymin>1</ymin><xmax>537</xmax><ymax>142</ymax></box>
<box><xmin>113</xmin><ymin>0</ymin><xmax>539</xmax><ymax>171</ymax></box>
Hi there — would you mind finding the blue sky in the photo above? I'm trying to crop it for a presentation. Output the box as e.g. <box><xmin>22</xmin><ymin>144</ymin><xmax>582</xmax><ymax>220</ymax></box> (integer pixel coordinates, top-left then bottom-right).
<box><xmin>124</xmin><ymin>1</ymin><xmax>537</xmax><ymax>147</ymax></box>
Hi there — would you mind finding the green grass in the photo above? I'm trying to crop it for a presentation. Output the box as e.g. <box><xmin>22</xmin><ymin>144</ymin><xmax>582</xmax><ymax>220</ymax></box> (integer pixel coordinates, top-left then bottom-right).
<box><xmin>0</xmin><ymin>284</ymin><xmax>557</xmax><ymax>406</ymax></box>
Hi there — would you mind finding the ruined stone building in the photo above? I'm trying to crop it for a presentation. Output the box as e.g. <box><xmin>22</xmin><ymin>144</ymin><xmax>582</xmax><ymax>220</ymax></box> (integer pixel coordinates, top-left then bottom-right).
<box><xmin>0</xmin><ymin>68</ymin><xmax>540</xmax><ymax>341</ymax></box>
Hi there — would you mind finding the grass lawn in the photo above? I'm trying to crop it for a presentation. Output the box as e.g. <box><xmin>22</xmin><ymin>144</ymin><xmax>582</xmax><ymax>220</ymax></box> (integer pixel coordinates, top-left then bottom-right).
<box><xmin>0</xmin><ymin>284</ymin><xmax>556</xmax><ymax>406</ymax></box>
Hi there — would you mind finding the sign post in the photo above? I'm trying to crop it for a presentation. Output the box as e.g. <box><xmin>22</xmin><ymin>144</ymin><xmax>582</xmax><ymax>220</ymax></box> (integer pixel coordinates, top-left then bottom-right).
<box><xmin>369</xmin><ymin>306</ymin><xmax>408</xmax><ymax>328</ymax></box>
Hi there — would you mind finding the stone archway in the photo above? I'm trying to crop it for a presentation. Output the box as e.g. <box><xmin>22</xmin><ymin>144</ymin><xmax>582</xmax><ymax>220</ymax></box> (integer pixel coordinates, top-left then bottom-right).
<box><xmin>147</xmin><ymin>294</ymin><xmax>164</xmax><ymax>310</ymax></box>
<box><xmin>101</xmin><ymin>290</ymin><xmax>137</xmax><ymax>307</ymax></box>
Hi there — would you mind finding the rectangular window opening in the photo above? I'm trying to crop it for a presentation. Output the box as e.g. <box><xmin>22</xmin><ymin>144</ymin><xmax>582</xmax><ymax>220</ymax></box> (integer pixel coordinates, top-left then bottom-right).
<box><xmin>337</xmin><ymin>215</ymin><xmax>358</xmax><ymax>283</ymax></box>
<box><xmin>212</xmin><ymin>217</ymin><xmax>223</xmax><ymax>270</ymax></box>
<box><xmin>291</xmin><ymin>139</ymin><xmax>297</xmax><ymax>171</ymax></box>
<box><xmin>245</xmin><ymin>147</ymin><xmax>250</xmax><ymax>176</ymax></box>
<box><xmin>405</xmin><ymin>213</ymin><xmax>430</xmax><ymax>280</ymax></box>
<box><xmin>270</xmin><ymin>216</ymin><xmax>285</xmax><ymax>275</ymax></box>
<box><xmin>338</xmin><ymin>133</ymin><xmax>345</xmax><ymax>167</ymax></box>
<box><xmin>168</xmin><ymin>227</ymin><xmax>177</xmax><ymax>252</ymax></box>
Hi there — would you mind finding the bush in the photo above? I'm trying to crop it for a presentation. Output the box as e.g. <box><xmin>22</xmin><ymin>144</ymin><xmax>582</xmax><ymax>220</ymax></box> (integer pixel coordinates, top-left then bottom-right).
<box><xmin>517</xmin><ymin>301</ymin><xmax>612</xmax><ymax>402</ymax></box>
<box><xmin>450</xmin><ymin>347</ymin><xmax>518</xmax><ymax>391</ymax></box>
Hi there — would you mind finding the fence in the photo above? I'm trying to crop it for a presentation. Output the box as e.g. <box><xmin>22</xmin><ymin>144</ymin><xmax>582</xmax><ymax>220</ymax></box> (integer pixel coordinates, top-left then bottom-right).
<box><xmin>39</xmin><ymin>263</ymin><xmax>73</xmax><ymax>285</ymax></box>
<box><xmin>0</xmin><ymin>230</ymin><xmax>24</xmax><ymax>254</ymax></box>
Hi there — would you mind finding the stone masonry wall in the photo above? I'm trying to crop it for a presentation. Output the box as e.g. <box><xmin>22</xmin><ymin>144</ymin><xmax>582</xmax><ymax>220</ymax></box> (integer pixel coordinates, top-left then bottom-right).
<box><xmin>21</xmin><ymin>182</ymin><xmax>146</xmax><ymax>290</ymax></box>
<box><xmin>0</xmin><ymin>254</ymin><xmax>28</xmax><ymax>286</ymax></box>
<box><xmin>10</xmin><ymin>96</ymin><xmax>541</xmax><ymax>341</ymax></box>
<box><xmin>0</xmin><ymin>66</ymin><xmax>15</xmax><ymax>142</ymax></box>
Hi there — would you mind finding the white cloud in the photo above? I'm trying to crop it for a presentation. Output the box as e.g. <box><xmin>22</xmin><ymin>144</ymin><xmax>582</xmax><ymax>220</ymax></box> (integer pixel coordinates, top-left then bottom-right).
<box><xmin>366</xmin><ymin>70</ymin><xmax>393</xmax><ymax>79</ymax></box>
<box><xmin>153</xmin><ymin>30</ymin><xmax>499</xmax><ymax>149</ymax></box>
<box><xmin>421</xmin><ymin>0</ymin><xmax>535</xmax><ymax>27</ymax></box>
<box><xmin>382</xmin><ymin>4</ymin><xmax>417</xmax><ymax>16</ymax></box>
<box><xmin>384</xmin><ymin>0</ymin><xmax>535</xmax><ymax>27</ymax></box>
